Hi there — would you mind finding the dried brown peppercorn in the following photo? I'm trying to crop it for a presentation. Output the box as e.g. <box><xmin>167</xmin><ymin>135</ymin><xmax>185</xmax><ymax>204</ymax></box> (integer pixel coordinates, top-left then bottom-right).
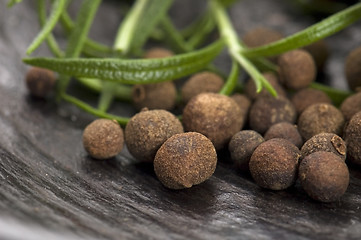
<box><xmin>154</xmin><ymin>132</ymin><xmax>217</xmax><ymax>189</ymax></box>
<box><xmin>249</xmin><ymin>138</ymin><xmax>301</xmax><ymax>190</ymax></box>
<box><xmin>340</xmin><ymin>92</ymin><xmax>361</xmax><ymax>121</ymax></box>
<box><xmin>125</xmin><ymin>109</ymin><xmax>184</xmax><ymax>162</ymax></box>
<box><xmin>249</xmin><ymin>96</ymin><xmax>297</xmax><ymax>134</ymax></box>
<box><xmin>242</xmin><ymin>27</ymin><xmax>284</xmax><ymax>48</ymax></box>
<box><xmin>303</xmin><ymin>40</ymin><xmax>329</xmax><ymax>71</ymax></box>
<box><xmin>344</xmin><ymin>111</ymin><xmax>361</xmax><ymax>166</ymax></box>
<box><xmin>264</xmin><ymin>122</ymin><xmax>303</xmax><ymax>148</ymax></box>
<box><xmin>299</xmin><ymin>151</ymin><xmax>349</xmax><ymax>202</ymax></box>
<box><xmin>25</xmin><ymin>67</ymin><xmax>56</xmax><ymax>98</ymax></box>
<box><xmin>278</xmin><ymin>49</ymin><xmax>316</xmax><ymax>90</ymax></box>
<box><xmin>143</xmin><ymin>47</ymin><xmax>174</xmax><ymax>59</ymax></box>
<box><xmin>82</xmin><ymin>119</ymin><xmax>124</xmax><ymax>160</ymax></box>
<box><xmin>345</xmin><ymin>45</ymin><xmax>361</xmax><ymax>91</ymax></box>
<box><xmin>182</xmin><ymin>93</ymin><xmax>243</xmax><ymax>150</ymax></box>
<box><xmin>244</xmin><ymin>72</ymin><xmax>286</xmax><ymax>101</ymax></box>
<box><xmin>132</xmin><ymin>82</ymin><xmax>177</xmax><ymax>111</ymax></box>
<box><xmin>181</xmin><ymin>72</ymin><xmax>224</xmax><ymax>103</ymax></box>
<box><xmin>291</xmin><ymin>88</ymin><xmax>332</xmax><ymax>115</ymax></box>
<box><xmin>301</xmin><ymin>133</ymin><xmax>346</xmax><ymax>160</ymax></box>
<box><xmin>228</xmin><ymin>130</ymin><xmax>264</xmax><ymax>171</ymax></box>
<box><xmin>298</xmin><ymin>103</ymin><xmax>345</xmax><ymax>141</ymax></box>
<box><xmin>230</xmin><ymin>93</ymin><xmax>251</xmax><ymax>127</ymax></box>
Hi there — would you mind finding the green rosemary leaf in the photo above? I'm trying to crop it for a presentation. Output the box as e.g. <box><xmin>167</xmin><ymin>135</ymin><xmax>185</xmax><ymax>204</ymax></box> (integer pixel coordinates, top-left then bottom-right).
<box><xmin>26</xmin><ymin>0</ymin><xmax>68</xmax><ymax>55</ymax></box>
<box><xmin>128</xmin><ymin>0</ymin><xmax>174</xmax><ymax>53</ymax></box>
<box><xmin>57</xmin><ymin>0</ymin><xmax>101</xmax><ymax>99</ymax></box>
<box><xmin>62</xmin><ymin>94</ymin><xmax>129</xmax><ymax>126</ymax></box>
<box><xmin>219</xmin><ymin>60</ymin><xmax>239</xmax><ymax>95</ymax></box>
<box><xmin>159</xmin><ymin>16</ymin><xmax>192</xmax><ymax>53</ymax></box>
<box><xmin>7</xmin><ymin>0</ymin><xmax>22</xmax><ymax>8</ymax></box>
<box><xmin>24</xmin><ymin>40</ymin><xmax>224</xmax><ymax>84</ymax></box>
<box><xmin>77</xmin><ymin>78</ymin><xmax>132</xmax><ymax>102</ymax></box>
<box><xmin>219</xmin><ymin>0</ymin><xmax>239</xmax><ymax>8</ymax></box>
<box><xmin>64</xmin><ymin>0</ymin><xmax>101</xmax><ymax>58</ymax></box>
<box><xmin>60</xmin><ymin>11</ymin><xmax>115</xmax><ymax>57</ymax></box>
<box><xmin>241</xmin><ymin>2</ymin><xmax>361</xmax><ymax>58</ymax></box>
<box><xmin>37</xmin><ymin>0</ymin><xmax>64</xmax><ymax>58</ymax></box>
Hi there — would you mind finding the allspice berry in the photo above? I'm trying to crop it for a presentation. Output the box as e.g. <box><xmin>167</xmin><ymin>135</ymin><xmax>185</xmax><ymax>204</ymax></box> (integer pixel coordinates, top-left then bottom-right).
<box><xmin>25</xmin><ymin>67</ymin><xmax>56</xmax><ymax>98</ymax></box>
<box><xmin>230</xmin><ymin>93</ymin><xmax>251</xmax><ymax>126</ymax></box>
<box><xmin>154</xmin><ymin>132</ymin><xmax>217</xmax><ymax>189</ymax></box>
<box><xmin>228</xmin><ymin>130</ymin><xmax>264</xmax><ymax>171</ymax></box>
<box><xmin>299</xmin><ymin>151</ymin><xmax>349</xmax><ymax>202</ymax></box>
<box><xmin>244</xmin><ymin>72</ymin><xmax>286</xmax><ymax>101</ymax></box>
<box><xmin>182</xmin><ymin>93</ymin><xmax>243</xmax><ymax>150</ymax></box>
<box><xmin>144</xmin><ymin>47</ymin><xmax>174</xmax><ymax>59</ymax></box>
<box><xmin>242</xmin><ymin>27</ymin><xmax>283</xmax><ymax>48</ymax></box>
<box><xmin>278</xmin><ymin>49</ymin><xmax>316</xmax><ymax>90</ymax></box>
<box><xmin>345</xmin><ymin>45</ymin><xmax>361</xmax><ymax>91</ymax></box>
<box><xmin>181</xmin><ymin>72</ymin><xmax>224</xmax><ymax>103</ymax></box>
<box><xmin>340</xmin><ymin>92</ymin><xmax>361</xmax><ymax>121</ymax></box>
<box><xmin>264</xmin><ymin>122</ymin><xmax>303</xmax><ymax>148</ymax></box>
<box><xmin>303</xmin><ymin>40</ymin><xmax>329</xmax><ymax>71</ymax></box>
<box><xmin>82</xmin><ymin>119</ymin><xmax>124</xmax><ymax>160</ymax></box>
<box><xmin>132</xmin><ymin>82</ymin><xmax>177</xmax><ymax>111</ymax></box>
<box><xmin>344</xmin><ymin>111</ymin><xmax>361</xmax><ymax>166</ymax></box>
<box><xmin>301</xmin><ymin>133</ymin><xmax>346</xmax><ymax>160</ymax></box>
<box><xmin>249</xmin><ymin>138</ymin><xmax>301</xmax><ymax>190</ymax></box>
<box><xmin>298</xmin><ymin>103</ymin><xmax>345</xmax><ymax>141</ymax></box>
<box><xmin>291</xmin><ymin>88</ymin><xmax>332</xmax><ymax>115</ymax></box>
<box><xmin>125</xmin><ymin>109</ymin><xmax>184</xmax><ymax>162</ymax></box>
<box><xmin>249</xmin><ymin>96</ymin><xmax>297</xmax><ymax>134</ymax></box>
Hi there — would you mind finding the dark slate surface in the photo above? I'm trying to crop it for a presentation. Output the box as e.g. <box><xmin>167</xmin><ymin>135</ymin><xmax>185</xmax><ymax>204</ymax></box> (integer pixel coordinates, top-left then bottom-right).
<box><xmin>1</xmin><ymin>0</ymin><xmax>361</xmax><ymax>239</ymax></box>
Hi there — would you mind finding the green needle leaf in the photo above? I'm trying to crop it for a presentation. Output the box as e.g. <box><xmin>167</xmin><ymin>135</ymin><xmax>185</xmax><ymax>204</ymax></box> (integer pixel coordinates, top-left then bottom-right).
<box><xmin>62</xmin><ymin>94</ymin><xmax>130</xmax><ymax>126</ymax></box>
<box><xmin>37</xmin><ymin>0</ymin><xmax>64</xmax><ymax>58</ymax></box>
<box><xmin>241</xmin><ymin>2</ymin><xmax>361</xmax><ymax>58</ymax></box>
<box><xmin>219</xmin><ymin>60</ymin><xmax>239</xmax><ymax>96</ymax></box>
<box><xmin>7</xmin><ymin>0</ymin><xmax>22</xmax><ymax>8</ymax></box>
<box><xmin>24</xmin><ymin>40</ymin><xmax>224</xmax><ymax>84</ymax></box>
<box><xmin>26</xmin><ymin>0</ymin><xmax>68</xmax><ymax>55</ymax></box>
<box><xmin>129</xmin><ymin>0</ymin><xmax>173</xmax><ymax>54</ymax></box>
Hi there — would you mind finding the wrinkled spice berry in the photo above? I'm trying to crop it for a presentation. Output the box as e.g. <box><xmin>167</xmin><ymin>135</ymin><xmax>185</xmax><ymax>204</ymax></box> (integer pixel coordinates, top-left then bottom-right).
<box><xmin>230</xmin><ymin>93</ymin><xmax>251</xmax><ymax>127</ymax></box>
<box><xmin>278</xmin><ymin>49</ymin><xmax>316</xmax><ymax>90</ymax></box>
<box><xmin>249</xmin><ymin>96</ymin><xmax>297</xmax><ymax>134</ymax></box>
<box><xmin>264</xmin><ymin>122</ymin><xmax>303</xmax><ymax>148</ymax></box>
<box><xmin>344</xmin><ymin>111</ymin><xmax>361</xmax><ymax>166</ymax></box>
<box><xmin>301</xmin><ymin>133</ymin><xmax>346</xmax><ymax>160</ymax></box>
<box><xmin>132</xmin><ymin>82</ymin><xmax>177</xmax><ymax>111</ymax></box>
<box><xmin>82</xmin><ymin>119</ymin><xmax>124</xmax><ymax>160</ymax></box>
<box><xmin>298</xmin><ymin>103</ymin><xmax>345</xmax><ymax>141</ymax></box>
<box><xmin>242</xmin><ymin>27</ymin><xmax>284</xmax><ymax>48</ymax></box>
<box><xmin>244</xmin><ymin>72</ymin><xmax>286</xmax><ymax>101</ymax></box>
<box><xmin>181</xmin><ymin>71</ymin><xmax>224</xmax><ymax>103</ymax></box>
<box><xmin>125</xmin><ymin>109</ymin><xmax>184</xmax><ymax>162</ymax></box>
<box><xmin>345</xmin><ymin>45</ymin><xmax>361</xmax><ymax>91</ymax></box>
<box><xmin>340</xmin><ymin>92</ymin><xmax>361</xmax><ymax>121</ymax></box>
<box><xmin>303</xmin><ymin>40</ymin><xmax>329</xmax><ymax>71</ymax></box>
<box><xmin>182</xmin><ymin>93</ymin><xmax>243</xmax><ymax>150</ymax></box>
<box><xmin>144</xmin><ymin>47</ymin><xmax>174</xmax><ymax>59</ymax></box>
<box><xmin>25</xmin><ymin>67</ymin><xmax>56</xmax><ymax>98</ymax></box>
<box><xmin>249</xmin><ymin>138</ymin><xmax>301</xmax><ymax>190</ymax></box>
<box><xmin>291</xmin><ymin>88</ymin><xmax>332</xmax><ymax>115</ymax></box>
<box><xmin>154</xmin><ymin>132</ymin><xmax>217</xmax><ymax>189</ymax></box>
<box><xmin>299</xmin><ymin>151</ymin><xmax>349</xmax><ymax>202</ymax></box>
<box><xmin>228</xmin><ymin>130</ymin><xmax>264</xmax><ymax>171</ymax></box>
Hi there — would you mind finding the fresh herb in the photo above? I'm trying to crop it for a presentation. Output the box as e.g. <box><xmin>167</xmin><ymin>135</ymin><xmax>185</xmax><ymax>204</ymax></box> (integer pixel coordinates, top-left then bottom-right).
<box><xmin>16</xmin><ymin>0</ymin><xmax>360</xmax><ymax>125</ymax></box>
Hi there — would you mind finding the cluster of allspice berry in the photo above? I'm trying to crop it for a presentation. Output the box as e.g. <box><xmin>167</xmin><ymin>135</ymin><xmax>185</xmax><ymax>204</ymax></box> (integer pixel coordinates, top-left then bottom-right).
<box><xmin>24</xmin><ymin>27</ymin><xmax>361</xmax><ymax>203</ymax></box>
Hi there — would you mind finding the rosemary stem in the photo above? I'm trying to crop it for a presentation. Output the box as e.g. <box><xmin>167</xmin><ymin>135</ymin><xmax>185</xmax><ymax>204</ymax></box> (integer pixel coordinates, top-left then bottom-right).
<box><xmin>210</xmin><ymin>0</ymin><xmax>277</xmax><ymax>96</ymax></box>
<box><xmin>62</xmin><ymin>94</ymin><xmax>129</xmax><ymax>126</ymax></box>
